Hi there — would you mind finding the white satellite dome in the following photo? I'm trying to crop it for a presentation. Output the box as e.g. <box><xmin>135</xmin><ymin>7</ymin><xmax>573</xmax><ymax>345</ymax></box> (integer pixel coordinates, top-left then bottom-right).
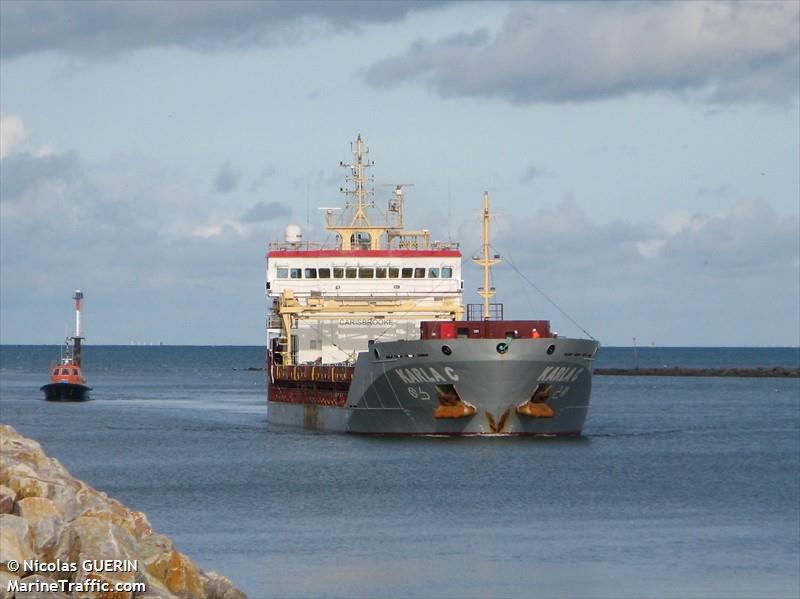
<box><xmin>285</xmin><ymin>224</ymin><xmax>302</xmax><ymax>243</ymax></box>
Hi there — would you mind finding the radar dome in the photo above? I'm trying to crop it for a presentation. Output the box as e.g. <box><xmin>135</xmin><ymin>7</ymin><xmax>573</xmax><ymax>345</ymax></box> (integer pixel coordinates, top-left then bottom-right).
<box><xmin>285</xmin><ymin>224</ymin><xmax>302</xmax><ymax>243</ymax></box>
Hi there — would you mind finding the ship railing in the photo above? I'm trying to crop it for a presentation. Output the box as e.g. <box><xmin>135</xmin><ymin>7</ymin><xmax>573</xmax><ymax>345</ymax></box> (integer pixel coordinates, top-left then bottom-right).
<box><xmin>431</xmin><ymin>240</ymin><xmax>459</xmax><ymax>250</ymax></box>
<box><xmin>271</xmin><ymin>363</ymin><xmax>354</xmax><ymax>383</ymax></box>
<box><xmin>269</xmin><ymin>240</ymin><xmax>459</xmax><ymax>252</ymax></box>
<box><xmin>269</xmin><ymin>387</ymin><xmax>349</xmax><ymax>407</ymax></box>
<box><xmin>269</xmin><ymin>241</ymin><xmax>325</xmax><ymax>251</ymax></box>
<box><xmin>466</xmin><ymin>303</ymin><xmax>504</xmax><ymax>321</ymax></box>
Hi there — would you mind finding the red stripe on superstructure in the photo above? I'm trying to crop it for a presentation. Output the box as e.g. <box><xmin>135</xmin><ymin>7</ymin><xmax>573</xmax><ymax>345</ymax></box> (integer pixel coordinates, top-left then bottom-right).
<box><xmin>267</xmin><ymin>249</ymin><xmax>461</xmax><ymax>258</ymax></box>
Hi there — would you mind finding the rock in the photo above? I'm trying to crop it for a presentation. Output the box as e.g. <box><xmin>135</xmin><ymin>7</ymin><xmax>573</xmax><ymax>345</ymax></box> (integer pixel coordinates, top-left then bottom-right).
<box><xmin>0</xmin><ymin>485</ymin><xmax>15</xmax><ymax>514</ymax></box>
<box><xmin>130</xmin><ymin>511</ymin><xmax>153</xmax><ymax>538</ymax></box>
<box><xmin>0</xmin><ymin>570</ymin><xmax>20</xmax><ymax>599</ymax></box>
<box><xmin>204</xmin><ymin>572</ymin><xmax>249</xmax><ymax>599</ymax></box>
<box><xmin>81</xmin><ymin>502</ymin><xmax>153</xmax><ymax>540</ymax></box>
<box><xmin>2</xmin><ymin>462</ymin><xmax>83</xmax><ymax>521</ymax></box>
<box><xmin>161</xmin><ymin>549</ymin><xmax>205</xmax><ymax>597</ymax></box>
<box><xmin>53</xmin><ymin>515</ymin><xmax>139</xmax><ymax>593</ymax></box>
<box><xmin>14</xmin><ymin>574</ymin><xmax>70</xmax><ymax>599</ymax></box>
<box><xmin>0</xmin><ymin>425</ymin><xmax>248</xmax><ymax>598</ymax></box>
<box><xmin>137</xmin><ymin>534</ymin><xmax>205</xmax><ymax>597</ymax></box>
<box><xmin>0</xmin><ymin>514</ymin><xmax>35</xmax><ymax>574</ymax></box>
<box><xmin>14</xmin><ymin>497</ymin><xmax>64</xmax><ymax>557</ymax></box>
<box><xmin>133</xmin><ymin>572</ymin><xmax>176</xmax><ymax>599</ymax></box>
<box><xmin>0</xmin><ymin>429</ymin><xmax>48</xmax><ymax>469</ymax></box>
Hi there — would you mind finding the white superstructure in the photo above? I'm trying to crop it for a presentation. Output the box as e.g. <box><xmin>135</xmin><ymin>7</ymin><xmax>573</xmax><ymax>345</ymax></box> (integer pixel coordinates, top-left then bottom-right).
<box><xmin>266</xmin><ymin>136</ymin><xmax>464</xmax><ymax>365</ymax></box>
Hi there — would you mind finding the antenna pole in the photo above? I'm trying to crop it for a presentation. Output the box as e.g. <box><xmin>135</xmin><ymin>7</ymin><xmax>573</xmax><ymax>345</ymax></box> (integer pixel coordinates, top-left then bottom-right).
<box><xmin>472</xmin><ymin>192</ymin><xmax>501</xmax><ymax>319</ymax></box>
<box><xmin>72</xmin><ymin>290</ymin><xmax>84</xmax><ymax>366</ymax></box>
<box><xmin>447</xmin><ymin>174</ymin><xmax>452</xmax><ymax>242</ymax></box>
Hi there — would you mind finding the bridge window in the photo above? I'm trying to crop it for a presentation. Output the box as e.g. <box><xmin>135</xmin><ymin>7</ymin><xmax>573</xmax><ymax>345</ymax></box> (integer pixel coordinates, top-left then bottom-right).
<box><xmin>290</xmin><ymin>268</ymin><xmax>302</xmax><ymax>279</ymax></box>
<box><xmin>304</xmin><ymin>268</ymin><xmax>317</xmax><ymax>279</ymax></box>
<box><xmin>359</xmin><ymin>267</ymin><xmax>374</xmax><ymax>278</ymax></box>
<box><xmin>442</xmin><ymin>267</ymin><xmax>453</xmax><ymax>278</ymax></box>
<box><xmin>61</xmin><ymin>368</ymin><xmax>70</xmax><ymax>375</ymax></box>
<box><xmin>402</xmin><ymin>267</ymin><xmax>413</xmax><ymax>278</ymax></box>
<box><xmin>277</xmin><ymin>268</ymin><xmax>288</xmax><ymax>279</ymax></box>
<box><xmin>389</xmin><ymin>267</ymin><xmax>400</xmax><ymax>278</ymax></box>
<box><xmin>414</xmin><ymin>268</ymin><xmax>425</xmax><ymax>278</ymax></box>
<box><xmin>428</xmin><ymin>268</ymin><xmax>440</xmax><ymax>278</ymax></box>
<box><xmin>346</xmin><ymin>267</ymin><xmax>357</xmax><ymax>279</ymax></box>
<box><xmin>375</xmin><ymin>267</ymin><xmax>387</xmax><ymax>278</ymax></box>
<box><xmin>333</xmin><ymin>268</ymin><xmax>344</xmax><ymax>278</ymax></box>
<box><xmin>318</xmin><ymin>268</ymin><xmax>331</xmax><ymax>278</ymax></box>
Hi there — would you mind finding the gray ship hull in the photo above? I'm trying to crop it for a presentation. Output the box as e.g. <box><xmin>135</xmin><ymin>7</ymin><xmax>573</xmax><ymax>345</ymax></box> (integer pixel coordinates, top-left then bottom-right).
<box><xmin>268</xmin><ymin>336</ymin><xmax>599</xmax><ymax>435</ymax></box>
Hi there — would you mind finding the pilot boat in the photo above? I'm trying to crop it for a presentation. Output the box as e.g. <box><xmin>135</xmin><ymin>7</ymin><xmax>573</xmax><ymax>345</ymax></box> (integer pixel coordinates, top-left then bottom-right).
<box><xmin>41</xmin><ymin>291</ymin><xmax>91</xmax><ymax>402</ymax></box>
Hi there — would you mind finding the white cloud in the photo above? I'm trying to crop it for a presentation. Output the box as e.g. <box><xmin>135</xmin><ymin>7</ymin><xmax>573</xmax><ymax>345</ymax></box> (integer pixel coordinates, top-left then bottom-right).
<box><xmin>0</xmin><ymin>145</ymin><xmax>274</xmax><ymax>343</ymax></box>
<box><xmin>365</xmin><ymin>2</ymin><xmax>800</xmax><ymax>105</ymax></box>
<box><xmin>493</xmin><ymin>198</ymin><xmax>797</xmax><ymax>278</ymax></box>
<box><xmin>455</xmin><ymin>196</ymin><xmax>799</xmax><ymax>344</ymax></box>
<box><xmin>1</xmin><ymin>131</ymin><xmax>797</xmax><ymax>345</ymax></box>
<box><xmin>192</xmin><ymin>221</ymin><xmax>245</xmax><ymax>238</ymax></box>
<box><xmin>635</xmin><ymin>239</ymin><xmax>666</xmax><ymax>259</ymax></box>
<box><xmin>0</xmin><ymin>113</ymin><xmax>28</xmax><ymax>159</ymax></box>
<box><xmin>660</xmin><ymin>211</ymin><xmax>709</xmax><ymax>236</ymax></box>
<box><xmin>35</xmin><ymin>144</ymin><xmax>57</xmax><ymax>158</ymax></box>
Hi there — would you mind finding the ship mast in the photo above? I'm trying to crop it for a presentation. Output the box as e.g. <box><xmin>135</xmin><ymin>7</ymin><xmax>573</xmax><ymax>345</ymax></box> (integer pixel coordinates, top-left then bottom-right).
<box><xmin>327</xmin><ymin>134</ymin><xmax>385</xmax><ymax>250</ymax></box>
<box><xmin>327</xmin><ymin>134</ymin><xmax>432</xmax><ymax>250</ymax></box>
<box><xmin>472</xmin><ymin>192</ymin><xmax>501</xmax><ymax>320</ymax></box>
<box><xmin>72</xmin><ymin>290</ymin><xmax>84</xmax><ymax>366</ymax></box>
<box><xmin>341</xmin><ymin>134</ymin><xmax>374</xmax><ymax>228</ymax></box>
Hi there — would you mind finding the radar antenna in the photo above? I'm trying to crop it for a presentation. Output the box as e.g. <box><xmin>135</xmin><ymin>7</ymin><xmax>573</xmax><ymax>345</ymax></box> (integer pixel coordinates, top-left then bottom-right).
<box><xmin>381</xmin><ymin>183</ymin><xmax>414</xmax><ymax>229</ymax></box>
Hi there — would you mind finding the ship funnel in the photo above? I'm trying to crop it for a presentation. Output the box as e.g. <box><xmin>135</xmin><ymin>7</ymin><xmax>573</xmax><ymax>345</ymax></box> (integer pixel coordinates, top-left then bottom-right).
<box><xmin>285</xmin><ymin>224</ymin><xmax>302</xmax><ymax>244</ymax></box>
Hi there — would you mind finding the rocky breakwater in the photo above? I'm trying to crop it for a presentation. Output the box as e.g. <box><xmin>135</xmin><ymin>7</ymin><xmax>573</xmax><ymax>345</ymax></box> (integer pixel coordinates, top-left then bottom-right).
<box><xmin>595</xmin><ymin>366</ymin><xmax>800</xmax><ymax>378</ymax></box>
<box><xmin>0</xmin><ymin>425</ymin><xmax>246</xmax><ymax>599</ymax></box>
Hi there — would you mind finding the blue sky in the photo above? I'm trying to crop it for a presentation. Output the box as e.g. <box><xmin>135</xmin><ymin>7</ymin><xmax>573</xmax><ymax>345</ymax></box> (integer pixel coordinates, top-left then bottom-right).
<box><xmin>1</xmin><ymin>1</ymin><xmax>798</xmax><ymax>346</ymax></box>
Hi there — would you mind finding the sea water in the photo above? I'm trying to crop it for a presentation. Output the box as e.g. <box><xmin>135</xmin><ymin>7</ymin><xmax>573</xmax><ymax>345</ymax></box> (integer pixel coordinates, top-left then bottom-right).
<box><xmin>1</xmin><ymin>346</ymin><xmax>798</xmax><ymax>598</ymax></box>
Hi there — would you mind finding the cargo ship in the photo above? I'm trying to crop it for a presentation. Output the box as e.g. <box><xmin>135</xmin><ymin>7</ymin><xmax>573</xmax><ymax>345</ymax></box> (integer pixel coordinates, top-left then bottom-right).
<box><xmin>265</xmin><ymin>136</ymin><xmax>599</xmax><ymax>435</ymax></box>
<box><xmin>41</xmin><ymin>291</ymin><xmax>92</xmax><ymax>402</ymax></box>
